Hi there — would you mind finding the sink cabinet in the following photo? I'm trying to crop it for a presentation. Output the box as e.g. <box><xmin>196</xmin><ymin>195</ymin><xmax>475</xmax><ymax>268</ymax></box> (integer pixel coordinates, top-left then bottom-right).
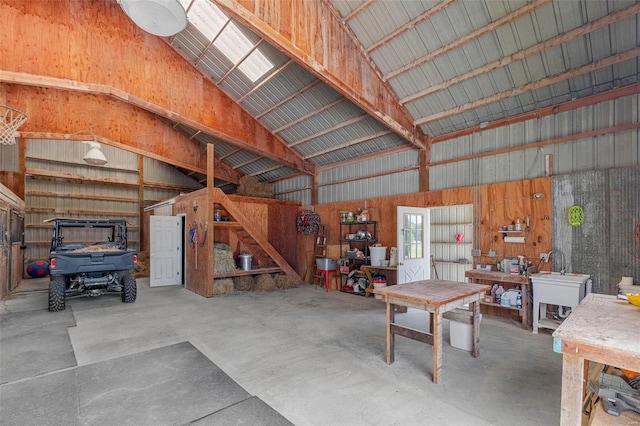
<box><xmin>530</xmin><ymin>273</ymin><xmax>590</xmax><ymax>334</ymax></box>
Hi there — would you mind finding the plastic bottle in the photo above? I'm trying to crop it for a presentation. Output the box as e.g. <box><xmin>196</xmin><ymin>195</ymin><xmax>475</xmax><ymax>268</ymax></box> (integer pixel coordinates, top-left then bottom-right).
<box><xmin>515</xmin><ymin>219</ymin><xmax>521</xmax><ymax>231</ymax></box>
<box><xmin>490</xmin><ymin>284</ymin><xmax>498</xmax><ymax>301</ymax></box>
<box><xmin>516</xmin><ymin>292</ymin><xmax>522</xmax><ymax>309</ymax></box>
<box><xmin>495</xmin><ymin>285</ymin><xmax>505</xmax><ymax>304</ymax></box>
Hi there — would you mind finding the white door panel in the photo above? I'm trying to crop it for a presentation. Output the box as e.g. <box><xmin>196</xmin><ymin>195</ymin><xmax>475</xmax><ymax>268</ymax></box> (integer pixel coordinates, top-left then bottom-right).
<box><xmin>397</xmin><ymin>206</ymin><xmax>430</xmax><ymax>284</ymax></box>
<box><xmin>150</xmin><ymin>215</ymin><xmax>181</xmax><ymax>287</ymax></box>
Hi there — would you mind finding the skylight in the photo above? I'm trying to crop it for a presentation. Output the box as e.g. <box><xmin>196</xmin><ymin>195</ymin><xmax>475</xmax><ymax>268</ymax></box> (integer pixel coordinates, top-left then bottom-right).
<box><xmin>179</xmin><ymin>0</ymin><xmax>274</xmax><ymax>83</ymax></box>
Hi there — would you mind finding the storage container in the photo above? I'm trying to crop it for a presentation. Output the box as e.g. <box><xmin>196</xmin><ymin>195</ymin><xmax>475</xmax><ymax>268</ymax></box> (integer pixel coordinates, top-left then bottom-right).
<box><xmin>316</xmin><ymin>258</ymin><xmax>337</xmax><ymax>270</ymax></box>
<box><xmin>450</xmin><ymin>313</ymin><xmax>482</xmax><ymax>352</ymax></box>
<box><xmin>238</xmin><ymin>254</ymin><xmax>252</xmax><ymax>271</ymax></box>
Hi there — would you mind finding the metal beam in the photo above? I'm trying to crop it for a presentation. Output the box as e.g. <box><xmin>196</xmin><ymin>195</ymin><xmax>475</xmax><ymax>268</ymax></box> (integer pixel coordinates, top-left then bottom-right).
<box><xmin>288</xmin><ymin>114</ymin><xmax>370</xmax><ymax>147</ymax></box>
<box><xmin>303</xmin><ymin>130</ymin><xmax>392</xmax><ymax>159</ymax></box>
<box><xmin>272</xmin><ymin>98</ymin><xmax>346</xmax><ymax>134</ymax></box>
<box><xmin>256</xmin><ymin>79</ymin><xmax>322</xmax><ymax>119</ymax></box>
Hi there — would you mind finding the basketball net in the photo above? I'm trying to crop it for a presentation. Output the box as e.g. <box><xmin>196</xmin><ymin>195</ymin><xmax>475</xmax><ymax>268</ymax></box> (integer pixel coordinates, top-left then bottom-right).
<box><xmin>1</xmin><ymin>106</ymin><xmax>28</xmax><ymax>145</ymax></box>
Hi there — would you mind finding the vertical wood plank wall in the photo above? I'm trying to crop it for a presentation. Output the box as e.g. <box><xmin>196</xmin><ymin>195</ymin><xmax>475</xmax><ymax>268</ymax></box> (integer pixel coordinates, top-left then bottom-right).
<box><xmin>303</xmin><ymin>177</ymin><xmax>552</xmax><ymax>278</ymax></box>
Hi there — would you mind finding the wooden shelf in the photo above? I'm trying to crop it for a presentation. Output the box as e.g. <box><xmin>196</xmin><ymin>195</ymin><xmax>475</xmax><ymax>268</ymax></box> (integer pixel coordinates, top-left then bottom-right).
<box><xmin>213</xmin><ymin>267</ymin><xmax>282</xmax><ymax>279</ymax></box>
<box><xmin>480</xmin><ymin>300</ymin><xmax>522</xmax><ymax>311</ymax></box>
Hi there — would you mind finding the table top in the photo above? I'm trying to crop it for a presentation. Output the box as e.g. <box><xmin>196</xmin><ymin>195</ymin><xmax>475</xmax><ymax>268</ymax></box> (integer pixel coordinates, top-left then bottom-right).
<box><xmin>465</xmin><ymin>269</ymin><xmax>529</xmax><ymax>284</ymax></box>
<box><xmin>372</xmin><ymin>280</ymin><xmax>491</xmax><ymax>306</ymax></box>
<box><xmin>553</xmin><ymin>294</ymin><xmax>640</xmax><ymax>357</ymax></box>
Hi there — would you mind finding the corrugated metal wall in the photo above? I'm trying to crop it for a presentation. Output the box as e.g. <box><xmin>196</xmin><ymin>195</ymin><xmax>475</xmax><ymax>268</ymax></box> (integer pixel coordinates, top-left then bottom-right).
<box><xmin>0</xmin><ymin>142</ymin><xmax>19</xmax><ymax>172</ymax></box>
<box><xmin>23</xmin><ymin>139</ymin><xmax>202</xmax><ymax>263</ymax></box>
<box><xmin>318</xmin><ymin>149</ymin><xmax>420</xmax><ymax>203</ymax></box>
<box><xmin>273</xmin><ymin>174</ymin><xmax>312</xmax><ymax>205</ymax></box>
<box><xmin>432</xmin><ymin>93</ymin><xmax>639</xmax><ymax>190</ymax></box>
<box><xmin>552</xmin><ymin>165</ymin><xmax>639</xmax><ymax>295</ymax></box>
<box><xmin>276</xmin><ymin>93</ymin><xmax>638</xmax><ymax>204</ymax></box>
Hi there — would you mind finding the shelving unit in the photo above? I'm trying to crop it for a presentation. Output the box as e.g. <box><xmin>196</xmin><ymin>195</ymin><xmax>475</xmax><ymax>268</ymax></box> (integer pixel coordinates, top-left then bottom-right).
<box><xmin>339</xmin><ymin>221</ymin><xmax>376</xmax><ymax>294</ymax></box>
<box><xmin>465</xmin><ymin>269</ymin><xmax>531</xmax><ymax>329</ymax></box>
<box><xmin>430</xmin><ymin>205</ymin><xmax>473</xmax><ymax>282</ymax></box>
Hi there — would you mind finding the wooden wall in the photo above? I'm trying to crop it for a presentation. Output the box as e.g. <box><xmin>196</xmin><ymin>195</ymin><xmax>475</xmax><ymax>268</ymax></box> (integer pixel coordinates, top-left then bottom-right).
<box><xmin>300</xmin><ymin>177</ymin><xmax>552</xmax><ymax>276</ymax></box>
<box><xmin>171</xmin><ymin>190</ymin><xmax>301</xmax><ymax>297</ymax></box>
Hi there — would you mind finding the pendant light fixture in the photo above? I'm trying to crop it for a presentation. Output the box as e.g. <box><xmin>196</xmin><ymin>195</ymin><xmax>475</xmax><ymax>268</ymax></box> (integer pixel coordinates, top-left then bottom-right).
<box><xmin>118</xmin><ymin>0</ymin><xmax>188</xmax><ymax>37</ymax></box>
<box><xmin>83</xmin><ymin>140</ymin><xmax>108</xmax><ymax>166</ymax></box>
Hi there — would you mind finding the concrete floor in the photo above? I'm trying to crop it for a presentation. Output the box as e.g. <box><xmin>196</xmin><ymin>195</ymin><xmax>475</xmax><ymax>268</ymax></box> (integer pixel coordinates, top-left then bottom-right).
<box><xmin>1</xmin><ymin>278</ymin><xmax>563</xmax><ymax>425</ymax></box>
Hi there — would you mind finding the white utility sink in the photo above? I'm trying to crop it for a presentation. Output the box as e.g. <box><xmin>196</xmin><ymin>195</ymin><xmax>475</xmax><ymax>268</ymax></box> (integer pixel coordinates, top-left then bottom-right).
<box><xmin>530</xmin><ymin>272</ymin><xmax>590</xmax><ymax>334</ymax></box>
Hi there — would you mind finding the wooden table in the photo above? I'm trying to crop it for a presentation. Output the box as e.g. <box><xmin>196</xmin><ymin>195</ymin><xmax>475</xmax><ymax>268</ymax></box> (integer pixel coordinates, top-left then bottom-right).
<box><xmin>465</xmin><ymin>269</ymin><xmax>531</xmax><ymax>329</ymax></box>
<box><xmin>552</xmin><ymin>294</ymin><xmax>640</xmax><ymax>425</ymax></box>
<box><xmin>373</xmin><ymin>280</ymin><xmax>491</xmax><ymax>384</ymax></box>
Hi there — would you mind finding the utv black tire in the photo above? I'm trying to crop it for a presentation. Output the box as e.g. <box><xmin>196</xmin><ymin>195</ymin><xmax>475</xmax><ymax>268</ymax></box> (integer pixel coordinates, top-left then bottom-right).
<box><xmin>121</xmin><ymin>273</ymin><xmax>137</xmax><ymax>303</ymax></box>
<box><xmin>48</xmin><ymin>277</ymin><xmax>66</xmax><ymax>312</ymax></box>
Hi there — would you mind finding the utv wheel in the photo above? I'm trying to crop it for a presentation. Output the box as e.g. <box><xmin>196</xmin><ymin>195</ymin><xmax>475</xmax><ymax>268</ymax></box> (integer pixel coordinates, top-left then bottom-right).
<box><xmin>48</xmin><ymin>277</ymin><xmax>66</xmax><ymax>312</ymax></box>
<box><xmin>121</xmin><ymin>273</ymin><xmax>137</xmax><ymax>303</ymax></box>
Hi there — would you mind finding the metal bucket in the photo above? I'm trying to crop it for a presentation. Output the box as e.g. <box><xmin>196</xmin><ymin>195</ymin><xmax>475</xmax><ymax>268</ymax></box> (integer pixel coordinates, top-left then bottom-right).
<box><xmin>238</xmin><ymin>254</ymin><xmax>252</xmax><ymax>271</ymax></box>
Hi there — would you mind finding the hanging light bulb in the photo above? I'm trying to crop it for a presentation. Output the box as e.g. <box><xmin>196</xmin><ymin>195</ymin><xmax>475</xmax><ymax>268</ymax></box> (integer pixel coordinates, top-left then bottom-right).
<box><xmin>118</xmin><ymin>0</ymin><xmax>188</xmax><ymax>37</ymax></box>
<box><xmin>83</xmin><ymin>141</ymin><xmax>108</xmax><ymax>166</ymax></box>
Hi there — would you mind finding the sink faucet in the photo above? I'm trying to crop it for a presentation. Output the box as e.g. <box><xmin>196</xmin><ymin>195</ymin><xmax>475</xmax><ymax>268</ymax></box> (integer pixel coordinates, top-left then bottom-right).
<box><xmin>547</xmin><ymin>250</ymin><xmax>566</xmax><ymax>275</ymax></box>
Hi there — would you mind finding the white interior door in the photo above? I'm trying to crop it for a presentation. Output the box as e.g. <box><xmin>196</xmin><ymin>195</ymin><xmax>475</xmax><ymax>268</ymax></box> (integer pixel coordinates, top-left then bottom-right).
<box><xmin>396</xmin><ymin>206</ymin><xmax>430</xmax><ymax>284</ymax></box>
<box><xmin>150</xmin><ymin>215</ymin><xmax>181</xmax><ymax>287</ymax></box>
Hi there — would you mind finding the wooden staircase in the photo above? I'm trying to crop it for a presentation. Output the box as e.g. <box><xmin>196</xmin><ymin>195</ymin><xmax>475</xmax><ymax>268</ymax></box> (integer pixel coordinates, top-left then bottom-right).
<box><xmin>212</xmin><ymin>188</ymin><xmax>300</xmax><ymax>281</ymax></box>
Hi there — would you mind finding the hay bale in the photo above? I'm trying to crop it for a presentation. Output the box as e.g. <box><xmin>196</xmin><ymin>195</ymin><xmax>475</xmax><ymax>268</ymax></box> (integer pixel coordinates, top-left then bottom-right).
<box><xmin>133</xmin><ymin>251</ymin><xmax>150</xmax><ymax>278</ymax></box>
<box><xmin>236</xmin><ymin>175</ymin><xmax>273</xmax><ymax>198</ymax></box>
<box><xmin>214</xmin><ymin>278</ymin><xmax>235</xmax><ymax>295</ymax></box>
<box><xmin>214</xmin><ymin>244</ymin><xmax>237</xmax><ymax>274</ymax></box>
<box><xmin>233</xmin><ymin>276</ymin><xmax>256</xmax><ymax>291</ymax></box>
<box><xmin>275</xmin><ymin>274</ymin><xmax>299</xmax><ymax>289</ymax></box>
<box><xmin>254</xmin><ymin>274</ymin><xmax>277</xmax><ymax>292</ymax></box>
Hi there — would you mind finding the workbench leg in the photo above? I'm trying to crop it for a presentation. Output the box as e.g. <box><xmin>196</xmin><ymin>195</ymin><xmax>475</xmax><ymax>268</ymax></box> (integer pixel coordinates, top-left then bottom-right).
<box><xmin>560</xmin><ymin>354</ymin><xmax>586</xmax><ymax>426</ymax></box>
<box><xmin>432</xmin><ymin>310</ymin><xmax>443</xmax><ymax>384</ymax></box>
<box><xmin>471</xmin><ymin>301</ymin><xmax>480</xmax><ymax>358</ymax></box>
<box><xmin>386</xmin><ymin>302</ymin><xmax>395</xmax><ymax>364</ymax></box>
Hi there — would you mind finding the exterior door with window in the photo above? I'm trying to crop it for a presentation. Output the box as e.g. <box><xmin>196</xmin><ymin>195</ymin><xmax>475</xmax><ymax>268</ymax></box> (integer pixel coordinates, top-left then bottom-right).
<box><xmin>396</xmin><ymin>206</ymin><xmax>430</xmax><ymax>284</ymax></box>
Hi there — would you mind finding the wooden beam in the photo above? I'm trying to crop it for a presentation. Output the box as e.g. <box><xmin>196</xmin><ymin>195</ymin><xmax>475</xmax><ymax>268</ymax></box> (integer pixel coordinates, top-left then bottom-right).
<box><xmin>26</xmin><ymin>190</ymin><xmax>137</xmax><ymax>203</ymax></box>
<box><xmin>316</xmin><ymin>145</ymin><xmax>413</xmax><ymax>171</ymax></box>
<box><xmin>419</xmin><ymin>149</ymin><xmax>429</xmax><ymax>193</ymax></box>
<box><xmin>383</xmin><ymin>0</ymin><xmax>552</xmax><ymax>82</ymax></box>
<box><xmin>137</xmin><ymin>154</ymin><xmax>145</xmax><ymax>252</ymax></box>
<box><xmin>431</xmin><ymin>83</ymin><xmax>640</xmax><ymax>143</ymax></box>
<box><xmin>365</xmin><ymin>0</ymin><xmax>455</xmax><ymax>54</ymax></box>
<box><xmin>415</xmin><ymin>48</ymin><xmax>640</xmax><ymax>127</ymax></box>
<box><xmin>255</xmin><ymin>79</ymin><xmax>322</xmax><ymax>119</ymax></box>
<box><xmin>342</xmin><ymin>0</ymin><xmax>375</xmax><ymax>24</ymax></box>
<box><xmin>272</xmin><ymin>98</ymin><xmax>346</xmax><ymax>134</ymax></box>
<box><xmin>303</xmin><ymin>130</ymin><xmax>393</xmax><ymax>159</ymax></box>
<box><xmin>289</xmin><ymin>114</ymin><xmax>370</xmax><ymax>147</ymax></box>
<box><xmin>430</xmin><ymin>122</ymin><xmax>640</xmax><ymax>167</ymax></box>
<box><xmin>400</xmin><ymin>2</ymin><xmax>640</xmax><ymax>105</ymax></box>
<box><xmin>0</xmin><ymin>1</ymin><xmax>308</xmax><ymax>173</ymax></box>
<box><xmin>206</xmin><ymin>143</ymin><xmax>216</xmax><ymax>298</ymax></box>
<box><xmin>316</xmin><ymin>165</ymin><xmax>420</xmax><ymax>188</ymax></box>
<box><xmin>215</xmin><ymin>0</ymin><xmax>428</xmax><ymax>149</ymax></box>
<box><xmin>237</xmin><ymin>59</ymin><xmax>294</xmax><ymax>103</ymax></box>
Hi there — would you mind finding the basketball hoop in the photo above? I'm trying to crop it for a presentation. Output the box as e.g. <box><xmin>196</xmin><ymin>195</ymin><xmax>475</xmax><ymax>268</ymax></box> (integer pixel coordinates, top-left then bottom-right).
<box><xmin>1</xmin><ymin>105</ymin><xmax>28</xmax><ymax>145</ymax></box>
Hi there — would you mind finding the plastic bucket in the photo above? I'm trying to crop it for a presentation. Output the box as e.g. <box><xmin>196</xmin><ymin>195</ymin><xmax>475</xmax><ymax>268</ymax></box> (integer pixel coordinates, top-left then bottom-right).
<box><xmin>238</xmin><ymin>254</ymin><xmax>252</xmax><ymax>271</ymax></box>
<box><xmin>373</xmin><ymin>282</ymin><xmax>387</xmax><ymax>300</ymax></box>
<box><xmin>369</xmin><ymin>246</ymin><xmax>387</xmax><ymax>266</ymax></box>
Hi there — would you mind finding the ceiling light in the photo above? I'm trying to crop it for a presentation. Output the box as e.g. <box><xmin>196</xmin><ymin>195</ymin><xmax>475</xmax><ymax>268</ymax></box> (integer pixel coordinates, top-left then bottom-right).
<box><xmin>83</xmin><ymin>141</ymin><xmax>108</xmax><ymax>166</ymax></box>
<box><xmin>119</xmin><ymin>0</ymin><xmax>188</xmax><ymax>37</ymax></box>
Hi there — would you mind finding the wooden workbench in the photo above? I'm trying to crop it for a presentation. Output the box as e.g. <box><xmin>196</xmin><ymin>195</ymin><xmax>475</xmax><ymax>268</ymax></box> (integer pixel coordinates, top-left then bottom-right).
<box><xmin>373</xmin><ymin>280</ymin><xmax>491</xmax><ymax>384</ymax></box>
<box><xmin>552</xmin><ymin>294</ymin><xmax>640</xmax><ymax>425</ymax></box>
<box><xmin>465</xmin><ymin>269</ymin><xmax>531</xmax><ymax>329</ymax></box>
